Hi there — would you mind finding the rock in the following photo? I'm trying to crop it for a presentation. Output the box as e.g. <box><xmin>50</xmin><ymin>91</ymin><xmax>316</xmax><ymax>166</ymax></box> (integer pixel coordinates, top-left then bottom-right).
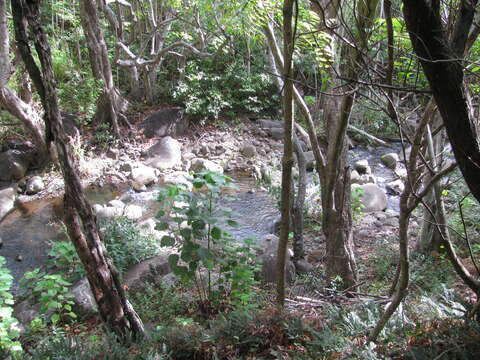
<box><xmin>0</xmin><ymin>237</ymin><xmax>3</xmax><ymax>248</ymax></box>
<box><xmin>257</xmin><ymin>234</ymin><xmax>295</xmax><ymax>283</ymax></box>
<box><xmin>0</xmin><ymin>150</ymin><xmax>31</xmax><ymax>181</ymax></box>
<box><xmin>138</xmin><ymin>108</ymin><xmax>188</xmax><ymax>138</ymax></box>
<box><xmin>132</xmin><ymin>181</ymin><xmax>147</xmax><ymax>192</ymax></box>
<box><xmin>119</xmin><ymin>162</ymin><xmax>133</xmax><ymax>173</ymax></box>
<box><xmin>358</xmin><ymin>174</ymin><xmax>376</xmax><ymax>185</ymax></box>
<box><xmin>108</xmin><ymin>199</ymin><xmax>125</xmax><ymax>208</ymax></box>
<box><xmin>258</xmin><ymin>119</ymin><xmax>283</xmax><ymax>129</ymax></box>
<box><xmin>354</xmin><ymin>159</ymin><xmax>371</xmax><ymax>175</ymax></box>
<box><xmin>189</xmin><ymin>158</ymin><xmax>223</xmax><ymax>173</ymax></box>
<box><xmin>351</xmin><ymin>169</ymin><xmax>361</xmax><ymax>184</ymax></box>
<box><xmin>93</xmin><ymin>204</ymin><xmax>123</xmax><ymax>218</ymax></box>
<box><xmin>269</xmin><ymin>127</ymin><xmax>284</xmax><ymax>140</ymax></box>
<box><xmin>123</xmin><ymin>255</ymin><xmax>171</xmax><ymax>291</ymax></box>
<box><xmin>295</xmin><ymin>259</ymin><xmax>314</xmax><ymax>274</ymax></box>
<box><xmin>106</xmin><ymin>148</ymin><xmax>119</xmax><ymax>160</ymax></box>
<box><xmin>386</xmin><ymin>179</ymin><xmax>405</xmax><ymax>195</ymax></box>
<box><xmin>70</xmin><ymin>278</ymin><xmax>97</xmax><ymax>318</ymax></box>
<box><xmin>383</xmin><ymin>217</ymin><xmax>399</xmax><ymax>227</ymax></box>
<box><xmin>130</xmin><ymin>165</ymin><xmax>158</xmax><ymax>186</ymax></box>
<box><xmin>381</xmin><ymin>153</ymin><xmax>399</xmax><ymax>169</ymax></box>
<box><xmin>352</xmin><ymin>183</ymin><xmax>387</xmax><ymax>212</ymax></box>
<box><xmin>0</xmin><ymin>186</ymin><xmax>16</xmax><ymax>221</ymax></box>
<box><xmin>394</xmin><ymin>168</ymin><xmax>408</xmax><ymax>180</ymax></box>
<box><xmin>123</xmin><ymin>204</ymin><xmax>143</xmax><ymax>220</ymax></box>
<box><xmin>241</xmin><ymin>144</ymin><xmax>256</xmax><ymax>158</ymax></box>
<box><xmin>14</xmin><ymin>300</ymin><xmax>40</xmax><ymax>330</ymax></box>
<box><xmin>145</xmin><ymin>136</ymin><xmax>182</xmax><ymax>170</ymax></box>
<box><xmin>16</xmin><ymin>255</ymin><xmax>23</xmax><ymax>261</ymax></box>
<box><xmin>25</xmin><ymin>176</ymin><xmax>45</xmax><ymax>195</ymax></box>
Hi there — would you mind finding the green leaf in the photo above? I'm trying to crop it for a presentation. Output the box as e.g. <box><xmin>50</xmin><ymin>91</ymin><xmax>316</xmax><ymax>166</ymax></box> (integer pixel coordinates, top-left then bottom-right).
<box><xmin>168</xmin><ymin>254</ymin><xmax>180</xmax><ymax>269</ymax></box>
<box><xmin>227</xmin><ymin>220</ymin><xmax>239</xmax><ymax>227</ymax></box>
<box><xmin>51</xmin><ymin>314</ymin><xmax>60</xmax><ymax>324</ymax></box>
<box><xmin>156</xmin><ymin>222</ymin><xmax>169</xmax><ymax>231</ymax></box>
<box><xmin>211</xmin><ymin>227</ymin><xmax>222</xmax><ymax>240</ymax></box>
<box><xmin>161</xmin><ymin>235</ymin><xmax>176</xmax><ymax>247</ymax></box>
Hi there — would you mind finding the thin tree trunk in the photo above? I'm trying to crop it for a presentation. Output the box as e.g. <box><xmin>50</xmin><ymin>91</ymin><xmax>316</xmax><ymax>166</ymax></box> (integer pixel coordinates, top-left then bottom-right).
<box><xmin>292</xmin><ymin>135</ymin><xmax>307</xmax><ymax>262</ymax></box>
<box><xmin>277</xmin><ymin>0</ymin><xmax>295</xmax><ymax>308</ymax></box>
<box><xmin>12</xmin><ymin>0</ymin><xmax>144</xmax><ymax>340</ymax></box>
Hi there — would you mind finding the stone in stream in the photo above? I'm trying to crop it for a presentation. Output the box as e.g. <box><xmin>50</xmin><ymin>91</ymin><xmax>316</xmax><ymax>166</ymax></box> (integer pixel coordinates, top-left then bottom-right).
<box><xmin>380</xmin><ymin>152</ymin><xmax>399</xmax><ymax>169</ymax></box>
<box><xmin>241</xmin><ymin>144</ymin><xmax>257</xmax><ymax>158</ymax></box>
<box><xmin>130</xmin><ymin>164</ymin><xmax>159</xmax><ymax>186</ymax></box>
<box><xmin>354</xmin><ymin>159</ymin><xmax>371</xmax><ymax>175</ymax></box>
<box><xmin>0</xmin><ymin>186</ymin><xmax>16</xmax><ymax>221</ymax></box>
<box><xmin>145</xmin><ymin>136</ymin><xmax>182</xmax><ymax>170</ymax></box>
<box><xmin>386</xmin><ymin>179</ymin><xmax>405</xmax><ymax>195</ymax></box>
<box><xmin>189</xmin><ymin>158</ymin><xmax>223</xmax><ymax>173</ymax></box>
<box><xmin>352</xmin><ymin>183</ymin><xmax>387</xmax><ymax>212</ymax></box>
<box><xmin>26</xmin><ymin>176</ymin><xmax>45</xmax><ymax>195</ymax></box>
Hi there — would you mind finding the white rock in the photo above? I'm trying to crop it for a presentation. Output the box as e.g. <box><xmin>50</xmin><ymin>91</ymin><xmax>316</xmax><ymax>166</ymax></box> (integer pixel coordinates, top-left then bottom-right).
<box><xmin>124</xmin><ymin>204</ymin><xmax>143</xmax><ymax>220</ymax></box>
<box><xmin>0</xmin><ymin>186</ymin><xmax>16</xmax><ymax>221</ymax></box>
<box><xmin>26</xmin><ymin>176</ymin><xmax>45</xmax><ymax>195</ymax></box>
<box><xmin>130</xmin><ymin>165</ymin><xmax>158</xmax><ymax>186</ymax></box>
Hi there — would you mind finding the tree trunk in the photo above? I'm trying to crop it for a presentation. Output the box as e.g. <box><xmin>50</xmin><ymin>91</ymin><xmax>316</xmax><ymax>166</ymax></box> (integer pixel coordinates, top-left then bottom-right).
<box><xmin>277</xmin><ymin>0</ymin><xmax>295</xmax><ymax>308</ymax></box>
<box><xmin>79</xmin><ymin>0</ymin><xmax>124</xmax><ymax>137</ymax></box>
<box><xmin>12</xmin><ymin>0</ymin><xmax>144</xmax><ymax>340</ymax></box>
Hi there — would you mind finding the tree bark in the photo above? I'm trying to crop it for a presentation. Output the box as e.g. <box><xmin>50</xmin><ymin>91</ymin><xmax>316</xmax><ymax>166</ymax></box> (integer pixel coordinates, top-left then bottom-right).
<box><xmin>12</xmin><ymin>0</ymin><xmax>144</xmax><ymax>340</ymax></box>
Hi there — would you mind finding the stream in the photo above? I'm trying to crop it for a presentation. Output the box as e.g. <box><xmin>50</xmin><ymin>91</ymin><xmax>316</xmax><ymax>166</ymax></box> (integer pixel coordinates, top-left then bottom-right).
<box><xmin>0</xmin><ymin>144</ymin><xmax>402</xmax><ymax>289</ymax></box>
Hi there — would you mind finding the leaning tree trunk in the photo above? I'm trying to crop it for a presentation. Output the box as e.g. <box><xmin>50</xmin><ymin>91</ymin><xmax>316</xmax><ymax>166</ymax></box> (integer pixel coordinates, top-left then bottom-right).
<box><xmin>12</xmin><ymin>0</ymin><xmax>144</xmax><ymax>340</ymax></box>
<box><xmin>402</xmin><ymin>0</ymin><xmax>480</xmax><ymax>203</ymax></box>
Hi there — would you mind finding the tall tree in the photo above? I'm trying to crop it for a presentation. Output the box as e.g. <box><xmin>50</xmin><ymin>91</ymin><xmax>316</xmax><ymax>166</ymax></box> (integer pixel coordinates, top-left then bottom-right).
<box><xmin>276</xmin><ymin>0</ymin><xmax>295</xmax><ymax>307</ymax></box>
<box><xmin>11</xmin><ymin>0</ymin><xmax>144</xmax><ymax>340</ymax></box>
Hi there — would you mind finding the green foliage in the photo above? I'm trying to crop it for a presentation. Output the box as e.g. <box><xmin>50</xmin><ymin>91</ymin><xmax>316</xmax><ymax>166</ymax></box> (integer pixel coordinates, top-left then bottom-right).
<box><xmin>129</xmin><ymin>282</ymin><xmax>192</xmax><ymax>323</ymax></box>
<box><xmin>156</xmin><ymin>171</ymin><xmax>259</xmax><ymax>308</ymax></box>
<box><xmin>0</xmin><ymin>257</ymin><xmax>22</xmax><ymax>358</ymax></box>
<box><xmin>351</xmin><ymin>186</ymin><xmax>366</xmax><ymax>220</ymax></box>
<box><xmin>99</xmin><ymin>217</ymin><xmax>160</xmax><ymax>274</ymax></box>
<box><xmin>52</xmin><ymin>47</ymin><xmax>103</xmax><ymax>117</ymax></box>
<box><xmin>172</xmin><ymin>59</ymin><xmax>279</xmax><ymax>120</ymax></box>
<box><xmin>20</xmin><ymin>269</ymin><xmax>77</xmax><ymax>326</ymax></box>
<box><xmin>92</xmin><ymin>123</ymin><xmax>115</xmax><ymax>148</ymax></box>
<box><xmin>47</xmin><ymin>240</ymin><xmax>85</xmax><ymax>283</ymax></box>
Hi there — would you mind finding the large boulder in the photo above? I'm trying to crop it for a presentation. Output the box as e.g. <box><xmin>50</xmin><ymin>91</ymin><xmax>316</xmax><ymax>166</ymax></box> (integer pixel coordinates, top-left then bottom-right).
<box><xmin>0</xmin><ymin>150</ymin><xmax>31</xmax><ymax>181</ymax></box>
<box><xmin>123</xmin><ymin>255</ymin><xmax>171</xmax><ymax>291</ymax></box>
<box><xmin>257</xmin><ymin>234</ymin><xmax>296</xmax><ymax>284</ymax></box>
<box><xmin>304</xmin><ymin>151</ymin><xmax>315</xmax><ymax>171</ymax></box>
<box><xmin>138</xmin><ymin>108</ymin><xmax>188</xmax><ymax>138</ymax></box>
<box><xmin>145</xmin><ymin>136</ymin><xmax>182</xmax><ymax>170</ymax></box>
<box><xmin>352</xmin><ymin>183</ymin><xmax>387</xmax><ymax>212</ymax></box>
<box><xmin>0</xmin><ymin>186</ymin><xmax>16</xmax><ymax>221</ymax></box>
<box><xmin>241</xmin><ymin>144</ymin><xmax>257</xmax><ymax>158</ymax></box>
<box><xmin>70</xmin><ymin>278</ymin><xmax>97</xmax><ymax>318</ymax></box>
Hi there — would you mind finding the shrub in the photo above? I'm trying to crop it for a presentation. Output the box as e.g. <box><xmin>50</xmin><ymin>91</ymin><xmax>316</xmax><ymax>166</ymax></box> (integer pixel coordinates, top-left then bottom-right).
<box><xmin>0</xmin><ymin>257</ymin><xmax>22</xmax><ymax>358</ymax></box>
<box><xmin>172</xmin><ymin>59</ymin><xmax>279</xmax><ymax>120</ymax></box>
<box><xmin>99</xmin><ymin>217</ymin><xmax>160</xmax><ymax>274</ymax></box>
